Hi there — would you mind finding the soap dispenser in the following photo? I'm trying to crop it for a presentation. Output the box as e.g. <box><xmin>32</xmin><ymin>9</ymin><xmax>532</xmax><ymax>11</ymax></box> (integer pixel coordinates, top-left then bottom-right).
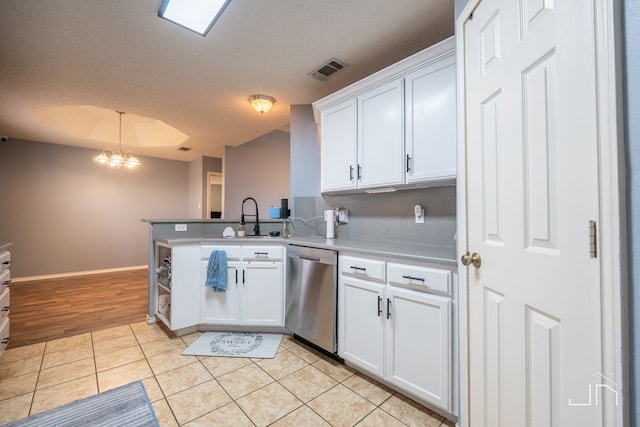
<box><xmin>237</xmin><ymin>223</ymin><xmax>246</xmax><ymax>237</ymax></box>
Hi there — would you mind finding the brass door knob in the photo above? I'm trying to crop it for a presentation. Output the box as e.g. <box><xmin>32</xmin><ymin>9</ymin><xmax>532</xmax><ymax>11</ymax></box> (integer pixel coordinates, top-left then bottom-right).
<box><xmin>461</xmin><ymin>251</ymin><xmax>482</xmax><ymax>268</ymax></box>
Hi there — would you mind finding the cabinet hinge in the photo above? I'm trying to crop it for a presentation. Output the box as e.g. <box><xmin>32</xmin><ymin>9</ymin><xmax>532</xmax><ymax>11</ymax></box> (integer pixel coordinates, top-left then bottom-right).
<box><xmin>588</xmin><ymin>220</ymin><xmax>597</xmax><ymax>258</ymax></box>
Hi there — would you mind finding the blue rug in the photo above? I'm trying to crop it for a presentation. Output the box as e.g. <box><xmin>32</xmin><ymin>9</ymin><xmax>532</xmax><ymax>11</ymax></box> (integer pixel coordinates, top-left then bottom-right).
<box><xmin>2</xmin><ymin>381</ymin><xmax>159</xmax><ymax>427</ymax></box>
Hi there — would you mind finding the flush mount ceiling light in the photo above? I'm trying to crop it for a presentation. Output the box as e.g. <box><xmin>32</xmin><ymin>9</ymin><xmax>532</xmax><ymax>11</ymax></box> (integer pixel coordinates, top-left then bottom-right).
<box><xmin>158</xmin><ymin>0</ymin><xmax>230</xmax><ymax>36</ymax></box>
<box><xmin>249</xmin><ymin>95</ymin><xmax>276</xmax><ymax>114</ymax></box>
<box><xmin>95</xmin><ymin>111</ymin><xmax>141</xmax><ymax>169</ymax></box>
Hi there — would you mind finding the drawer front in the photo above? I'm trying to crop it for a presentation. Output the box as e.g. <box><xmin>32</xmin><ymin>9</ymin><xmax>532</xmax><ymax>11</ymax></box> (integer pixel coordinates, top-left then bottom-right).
<box><xmin>339</xmin><ymin>256</ymin><xmax>386</xmax><ymax>282</ymax></box>
<box><xmin>0</xmin><ymin>317</ymin><xmax>9</xmax><ymax>356</ymax></box>
<box><xmin>0</xmin><ymin>269</ymin><xmax>9</xmax><ymax>294</ymax></box>
<box><xmin>242</xmin><ymin>246</ymin><xmax>284</xmax><ymax>262</ymax></box>
<box><xmin>0</xmin><ymin>250</ymin><xmax>10</xmax><ymax>272</ymax></box>
<box><xmin>387</xmin><ymin>263</ymin><xmax>450</xmax><ymax>294</ymax></box>
<box><xmin>0</xmin><ymin>289</ymin><xmax>8</xmax><ymax>325</ymax></box>
<box><xmin>201</xmin><ymin>245</ymin><xmax>242</xmax><ymax>261</ymax></box>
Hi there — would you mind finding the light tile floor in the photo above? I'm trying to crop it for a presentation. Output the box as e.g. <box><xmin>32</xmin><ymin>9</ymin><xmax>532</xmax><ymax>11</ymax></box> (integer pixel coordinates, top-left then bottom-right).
<box><xmin>0</xmin><ymin>321</ymin><xmax>454</xmax><ymax>426</ymax></box>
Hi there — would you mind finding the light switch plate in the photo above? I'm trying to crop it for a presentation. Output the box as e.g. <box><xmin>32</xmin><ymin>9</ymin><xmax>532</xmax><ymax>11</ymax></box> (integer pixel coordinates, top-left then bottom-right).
<box><xmin>336</xmin><ymin>208</ymin><xmax>349</xmax><ymax>224</ymax></box>
<box><xmin>175</xmin><ymin>224</ymin><xmax>187</xmax><ymax>231</ymax></box>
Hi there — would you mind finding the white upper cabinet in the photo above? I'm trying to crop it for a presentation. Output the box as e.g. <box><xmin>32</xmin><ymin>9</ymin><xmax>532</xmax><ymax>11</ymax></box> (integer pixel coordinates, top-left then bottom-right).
<box><xmin>358</xmin><ymin>79</ymin><xmax>405</xmax><ymax>188</ymax></box>
<box><xmin>320</xmin><ymin>100</ymin><xmax>357</xmax><ymax>192</ymax></box>
<box><xmin>404</xmin><ymin>55</ymin><xmax>456</xmax><ymax>183</ymax></box>
<box><xmin>314</xmin><ymin>36</ymin><xmax>456</xmax><ymax>193</ymax></box>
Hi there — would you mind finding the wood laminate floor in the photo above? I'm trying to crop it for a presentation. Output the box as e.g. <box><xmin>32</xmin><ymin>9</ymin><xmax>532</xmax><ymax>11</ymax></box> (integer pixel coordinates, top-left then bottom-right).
<box><xmin>7</xmin><ymin>268</ymin><xmax>149</xmax><ymax>348</ymax></box>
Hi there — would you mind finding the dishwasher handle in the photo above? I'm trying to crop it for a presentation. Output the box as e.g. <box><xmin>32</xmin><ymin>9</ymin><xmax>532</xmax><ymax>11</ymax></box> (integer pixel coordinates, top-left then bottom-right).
<box><xmin>297</xmin><ymin>255</ymin><xmax>321</xmax><ymax>263</ymax></box>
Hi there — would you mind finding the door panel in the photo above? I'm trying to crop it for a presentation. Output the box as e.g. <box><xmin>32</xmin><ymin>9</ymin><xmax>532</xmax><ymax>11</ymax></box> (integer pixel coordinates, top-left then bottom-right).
<box><xmin>357</xmin><ymin>80</ymin><xmax>404</xmax><ymax>188</ymax></box>
<box><xmin>341</xmin><ymin>277</ymin><xmax>385</xmax><ymax>377</ymax></box>
<box><xmin>201</xmin><ymin>261</ymin><xmax>240</xmax><ymax>324</ymax></box>
<box><xmin>463</xmin><ymin>0</ymin><xmax>603</xmax><ymax>425</ymax></box>
<box><xmin>386</xmin><ymin>287</ymin><xmax>451</xmax><ymax>411</ymax></box>
<box><xmin>243</xmin><ymin>263</ymin><xmax>284</xmax><ymax>326</ymax></box>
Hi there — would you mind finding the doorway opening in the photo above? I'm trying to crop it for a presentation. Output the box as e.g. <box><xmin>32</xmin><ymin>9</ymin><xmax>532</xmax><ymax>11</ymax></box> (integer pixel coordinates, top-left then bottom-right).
<box><xmin>207</xmin><ymin>172</ymin><xmax>223</xmax><ymax>219</ymax></box>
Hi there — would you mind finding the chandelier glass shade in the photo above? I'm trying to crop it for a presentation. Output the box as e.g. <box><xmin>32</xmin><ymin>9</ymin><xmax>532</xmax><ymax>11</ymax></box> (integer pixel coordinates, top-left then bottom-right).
<box><xmin>248</xmin><ymin>94</ymin><xmax>275</xmax><ymax>114</ymax></box>
<box><xmin>94</xmin><ymin>111</ymin><xmax>140</xmax><ymax>168</ymax></box>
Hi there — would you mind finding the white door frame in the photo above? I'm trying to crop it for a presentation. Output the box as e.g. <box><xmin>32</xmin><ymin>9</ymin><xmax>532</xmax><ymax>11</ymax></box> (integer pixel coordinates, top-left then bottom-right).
<box><xmin>454</xmin><ymin>1</ymin><xmax>628</xmax><ymax>426</ymax></box>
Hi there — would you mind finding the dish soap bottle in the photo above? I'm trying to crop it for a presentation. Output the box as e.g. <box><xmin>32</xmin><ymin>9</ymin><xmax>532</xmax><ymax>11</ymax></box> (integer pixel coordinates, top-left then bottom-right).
<box><xmin>281</xmin><ymin>219</ymin><xmax>289</xmax><ymax>239</ymax></box>
<box><xmin>237</xmin><ymin>223</ymin><xmax>246</xmax><ymax>237</ymax></box>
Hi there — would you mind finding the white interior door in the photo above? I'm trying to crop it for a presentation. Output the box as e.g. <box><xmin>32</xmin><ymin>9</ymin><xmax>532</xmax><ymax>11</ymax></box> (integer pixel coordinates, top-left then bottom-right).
<box><xmin>462</xmin><ymin>1</ymin><xmax>609</xmax><ymax>425</ymax></box>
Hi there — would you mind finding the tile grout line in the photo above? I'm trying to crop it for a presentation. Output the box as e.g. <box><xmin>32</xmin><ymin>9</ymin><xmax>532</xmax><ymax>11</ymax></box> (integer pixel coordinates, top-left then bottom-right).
<box><xmin>6</xmin><ymin>325</ymin><xmax>450</xmax><ymax>426</ymax></box>
<box><xmin>25</xmin><ymin>341</ymin><xmax>47</xmax><ymax>417</ymax></box>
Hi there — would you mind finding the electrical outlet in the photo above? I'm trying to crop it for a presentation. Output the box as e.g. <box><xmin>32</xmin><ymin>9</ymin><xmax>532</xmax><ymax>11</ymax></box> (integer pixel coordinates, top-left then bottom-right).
<box><xmin>414</xmin><ymin>205</ymin><xmax>424</xmax><ymax>224</ymax></box>
<box><xmin>336</xmin><ymin>208</ymin><xmax>349</xmax><ymax>224</ymax></box>
<box><xmin>175</xmin><ymin>224</ymin><xmax>187</xmax><ymax>231</ymax></box>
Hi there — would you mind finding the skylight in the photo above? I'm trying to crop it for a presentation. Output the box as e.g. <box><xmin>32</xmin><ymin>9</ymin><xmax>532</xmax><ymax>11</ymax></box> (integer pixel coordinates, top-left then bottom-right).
<box><xmin>158</xmin><ymin>0</ymin><xmax>230</xmax><ymax>36</ymax></box>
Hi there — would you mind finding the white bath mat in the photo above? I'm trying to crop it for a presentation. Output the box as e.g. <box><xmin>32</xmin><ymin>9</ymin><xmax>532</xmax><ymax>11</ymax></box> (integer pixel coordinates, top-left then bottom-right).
<box><xmin>182</xmin><ymin>332</ymin><xmax>283</xmax><ymax>359</ymax></box>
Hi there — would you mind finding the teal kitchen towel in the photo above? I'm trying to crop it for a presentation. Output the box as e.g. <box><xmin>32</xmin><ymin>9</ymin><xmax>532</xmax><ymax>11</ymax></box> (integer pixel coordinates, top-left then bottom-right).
<box><xmin>205</xmin><ymin>250</ymin><xmax>228</xmax><ymax>292</ymax></box>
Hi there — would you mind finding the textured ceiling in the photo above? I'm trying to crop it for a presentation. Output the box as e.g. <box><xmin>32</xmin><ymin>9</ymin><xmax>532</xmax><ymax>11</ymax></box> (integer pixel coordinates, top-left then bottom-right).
<box><xmin>0</xmin><ymin>0</ymin><xmax>454</xmax><ymax>161</ymax></box>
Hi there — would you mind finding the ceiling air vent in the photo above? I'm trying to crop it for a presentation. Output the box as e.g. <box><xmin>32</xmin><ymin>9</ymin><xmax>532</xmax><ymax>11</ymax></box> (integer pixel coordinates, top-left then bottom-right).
<box><xmin>177</xmin><ymin>146</ymin><xmax>192</xmax><ymax>151</ymax></box>
<box><xmin>309</xmin><ymin>58</ymin><xmax>348</xmax><ymax>81</ymax></box>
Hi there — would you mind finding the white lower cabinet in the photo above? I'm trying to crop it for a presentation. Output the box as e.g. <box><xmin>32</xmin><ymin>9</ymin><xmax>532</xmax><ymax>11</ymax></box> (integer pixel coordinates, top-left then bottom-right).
<box><xmin>341</xmin><ymin>276</ymin><xmax>385</xmax><ymax>377</ymax></box>
<box><xmin>339</xmin><ymin>254</ymin><xmax>452</xmax><ymax>412</ymax></box>
<box><xmin>202</xmin><ymin>259</ymin><xmax>242</xmax><ymax>325</ymax></box>
<box><xmin>385</xmin><ymin>287</ymin><xmax>450</xmax><ymax>410</ymax></box>
<box><xmin>201</xmin><ymin>245</ymin><xmax>285</xmax><ymax>327</ymax></box>
<box><xmin>0</xmin><ymin>243</ymin><xmax>11</xmax><ymax>358</ymax></box>
<box><xmin>154</xmin><ymin>242</ymin><xmax>201</xmax><ymax>331</ymax></box>
<box><xmin>242</xmin><ymin>261</ymin><xmax>284</xmax><ymax>326</ymax></box>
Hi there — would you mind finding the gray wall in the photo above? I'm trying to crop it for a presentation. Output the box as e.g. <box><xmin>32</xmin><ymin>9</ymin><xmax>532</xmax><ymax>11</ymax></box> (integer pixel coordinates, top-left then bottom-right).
<box><xmin>290</xmin><ymin>105</ymin><xmax>320</xmax><ymax>206</ymax></box>
<box><xmin>223</xmin><ymin>130</ymin><xmax>290</xmax><ymax>222</ymax></box>
<box><xmin>187</xmin><ymin>157</ymin><xmax>203</xmax><ymax>219</ymax></box>
<box><xmin>624</xmin><ymin>0</ymin><xmax>639</xmax><ymax>423</ymax></box>
<box><xmin>0</xmin><ymin>138</ymin><xmax>189</xmax><ymax>277</ymax></box>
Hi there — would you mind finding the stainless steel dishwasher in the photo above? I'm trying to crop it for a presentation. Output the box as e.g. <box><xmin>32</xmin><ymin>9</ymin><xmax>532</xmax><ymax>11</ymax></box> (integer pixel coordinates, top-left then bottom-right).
<box><xmin>286</xmin><ymin>245</ymin><xmax>337</xmax><ymax>354</ymax></box>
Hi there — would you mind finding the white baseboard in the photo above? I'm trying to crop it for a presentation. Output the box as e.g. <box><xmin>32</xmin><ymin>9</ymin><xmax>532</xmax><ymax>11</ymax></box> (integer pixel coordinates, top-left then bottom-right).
<box><xmin>12</xmin><ymin>265</ymin><xmax>148</xmax><ymax>283</ymax></box>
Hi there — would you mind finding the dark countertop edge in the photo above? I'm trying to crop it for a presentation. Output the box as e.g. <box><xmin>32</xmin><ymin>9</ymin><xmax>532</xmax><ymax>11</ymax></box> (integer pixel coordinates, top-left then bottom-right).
<box><xmin>155</xmin><ymin>235</ymin><xmax>457</xmax><ymax>266</ymax></box>
<box><xmin>142</xmin><ymin>218</ymin><xmax>285</xmax><ymax>224</ymax></box>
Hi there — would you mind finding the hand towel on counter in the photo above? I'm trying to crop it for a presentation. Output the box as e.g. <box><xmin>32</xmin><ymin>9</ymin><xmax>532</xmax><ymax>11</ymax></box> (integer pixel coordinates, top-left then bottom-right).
<box><xmin>205</xmin><ymin>250</ymin><xmax>228</xmax><ymax>292</ymax></box>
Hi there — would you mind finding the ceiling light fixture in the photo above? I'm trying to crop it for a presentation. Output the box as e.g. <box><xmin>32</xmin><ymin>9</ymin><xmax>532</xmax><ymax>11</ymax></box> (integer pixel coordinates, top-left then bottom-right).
<box><xmin>158</xmin><ymin>0</ymin><xmax>230</xmax><ymax>36</ymax></box>
<box><xmin>94</xmin><ymin>111</ymin><xmax>141</xmax><ymax>169</ymax></box>
<box><xmin>249</xmin><ymin>95</ymin><xmax>276</xmax><ymax>114</ymax></box>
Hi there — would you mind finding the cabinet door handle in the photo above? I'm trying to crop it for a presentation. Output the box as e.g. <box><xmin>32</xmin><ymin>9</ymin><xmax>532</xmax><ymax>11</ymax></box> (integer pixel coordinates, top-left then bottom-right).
<box><xmin>2</xmin><ymin>261</ymin><xmax>9</xmax><ymax>266</ymax></box>
<box><xmin>242</xmin><ymin>270</ymin><xmax>245</xmax><ymax>284</ymax></box>
<box><xmin>357</xmin><ymin>164</ymin><xmax>362</xmax><ymax>180</ymax></box>
<box><xmin>2</xmin><ymin>280</ymin><xmax>10</xmax><ymax>286</ymax></box>
<box><xmin>377</xmin><ymin>296</ymin><xmax>382</xmax><ymax>317</ymax></box>
<box><xmin>402</xmin><ymin>275</ymin><xmax>425</xmax><ymax>282</ymax></box>
<box><xmin>386</xmin><ymin>298</ymin><xmax>391</xmax><ymax>319</ymax></box>
<box><xmin>349</xmin><ymin>266</ymin><xmax>366</xmax><ymax>272</ymax></box>
<box><xmin>1</xmin><ymin>337</ymin><xmax>9</xmax><ymax>345</ymax></box>
<box><xmin>406</xmin><ymin>154</ymin><xmax>411</xmax><ymax>173</ymax></box>
<box><xmin>349</xmin><ymin>165</ymin><xmax>354</xmax><ymax>181</ymax></box>
<box><xmin>234</xmin><ymin>269</ymin><xmax>238</xmax><ymax>284</ymax></box>
<box><xmin>1</xmin><ymin>306</ymin><xmax>8</xmax><ymax>312</ymax></box>
<box><xmin>254</xmin><ymin>252</ymin><xmax>269</xmax><ymax>256</ymax></box>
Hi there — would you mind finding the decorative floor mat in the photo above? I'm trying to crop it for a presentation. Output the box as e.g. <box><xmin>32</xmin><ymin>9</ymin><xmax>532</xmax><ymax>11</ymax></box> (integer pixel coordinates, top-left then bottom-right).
<box><xmin>182</xmin><ymin>332</ymin><xmax>283</xmax><ymax>358</ymax></box>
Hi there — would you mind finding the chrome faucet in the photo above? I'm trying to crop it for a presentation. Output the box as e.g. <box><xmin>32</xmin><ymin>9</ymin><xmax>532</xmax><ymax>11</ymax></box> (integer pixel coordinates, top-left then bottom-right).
<box><xmin>241</xmin><ymin>197</ymin><xmax>260</xmax><ymax>236</ymax></box>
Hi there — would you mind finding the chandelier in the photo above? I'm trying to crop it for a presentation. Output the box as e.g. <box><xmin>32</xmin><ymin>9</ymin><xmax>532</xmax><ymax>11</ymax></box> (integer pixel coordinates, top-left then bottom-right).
<box><xmin>94</xmin><ymin>111</ymin><xmax>141</xmax><ymax>168</ymax></box>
